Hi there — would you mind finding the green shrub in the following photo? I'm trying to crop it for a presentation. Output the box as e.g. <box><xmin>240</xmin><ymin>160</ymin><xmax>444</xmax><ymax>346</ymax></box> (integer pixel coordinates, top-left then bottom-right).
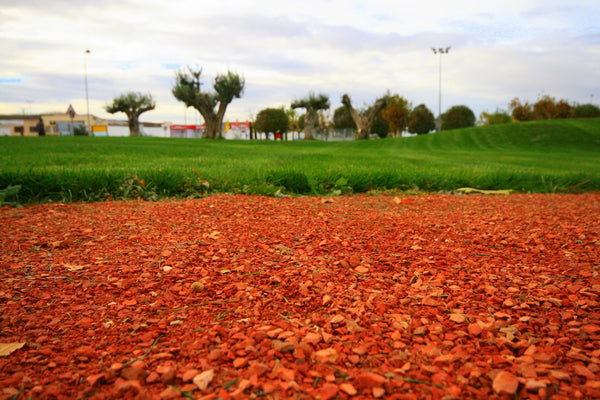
<box><xmin>574</xmin><ymin>104</ymin><xmax>600</xmax><ymax>118</ymax></box>
<box><xmin>442</xmin><ymin>105</ymin><xmax>476</xmax><ymax>130</ymax></box>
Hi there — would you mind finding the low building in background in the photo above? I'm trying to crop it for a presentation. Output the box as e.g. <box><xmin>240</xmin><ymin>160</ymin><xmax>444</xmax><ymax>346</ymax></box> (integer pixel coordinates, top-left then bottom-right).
<box><xmin>105</xmin><ymin>120</ymin><xmax>170</xmax><ymax>137</ymax></box>
<box><xmin>0</xmin><ymin>113</ymin><xmax>107</xmax><ymax>136</ymax></box>
<box><xmin>0</xmin><ymin>115</ymin><xmax>40</xmax><ymax>136</ymax></box>
<box><xmin>0</xmin><ymin>113</ymin><xmax>253</xmax><ymax>139</ymax></box>
<box><xmin>0</xmin><ymin>113</ymin><xmax>171</xmax><ymax>137</ymax></box>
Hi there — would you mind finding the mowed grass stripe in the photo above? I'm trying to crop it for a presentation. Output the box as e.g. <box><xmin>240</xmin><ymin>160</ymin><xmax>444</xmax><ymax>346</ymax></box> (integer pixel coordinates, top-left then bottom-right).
<box><xmin>0</xmin><ymin>118</ymin><xmax>599</xmax><ymax>203</ymax></box>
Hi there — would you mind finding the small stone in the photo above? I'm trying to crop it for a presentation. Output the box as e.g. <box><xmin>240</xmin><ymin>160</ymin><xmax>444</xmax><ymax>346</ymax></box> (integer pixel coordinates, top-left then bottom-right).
<box><xmin>315</xmin><ymin>383</ymin><xmax>338</xmax><ymax>400</ymax></box>
<box><xmin>355</xmin><ymin>265</ymin><xmax>369</xmax><ymax>274</ymax></box>
<box><xmin>272</xmin><ymin>340</ymin><xmax>295</xmax><ymax>353</ymax></box>
<box><xmin>160</xmin><ymin>387</ymin><xmax>181</xmax><ymax>399</ymax></box>
<box><xmin>193</xmin><ymin>369</ymin><xmax>215</xmax><ymax>390</ymax></box>
<box><xmin>146</xmin><ymin>371</ymin><xmax>160</xmax><ymax>383</ymax></box>
<box><xmin>547</xmin><ymin>297</ymin><xmax>562</xmax><ymax>307</ymax></box>
<box><xmin>355</xmin><ymin>372</ymin><xmax>386</xmax><ymax>389</ymax></box>
<box><xmin>348</xmin><ymin>255</ymin><xmax>361</xmax><ymax>267</ymax></box>
<box><xmin>413</xmin><ymin>326</ymin><xmax>428</xmax><ymax>336</ymax></box>
<box><xmin>182</xmin><ymin>369</ymin><xmax>199</xmax><ymax>382</ymax></box>
<box><xmin>303</xmin><ymin>332</ymin><xmax>322</xmax><ymax>345</ymax></box>
<box><xmin>421</xmin><ymin>296</ymin><xmax>440</xmax><ymax>307</ymax></box>
<box><xmin>190</xmin><ymin>281</ymin><xmax>205</xmax><ymax>292</ymax></box>
<box><xmin>247</xmin><ymin>363</ymin><xmax>268</xmax><ymax>377</ymax></box>
<box><xmin>502</xmin><ymin>298</ymin><xmax>515</xmax><ymax>308</ymax></box>
<box><xmin>573</xmin><ymin>364</ymin><xmax>595</xmax><ymax>379</ymax></box>
<box><xmin>313</xmin><ymin>347</ymin><xmax>338</xmax><ymax>363</ymax></box>
<box><xmin>492</xmin><ymin>371</ymin><xmax>519</xmax><ymax>395</ymax></box>
<box><xmin>207</xmin><ymin>348</ymin><xmax>223</xmax><ymax>361</ymax></box>
<box><xmin>160</xmin><ymin>366</ymin><xmax>176</xmax><ymax>384</ymax></box>
<box><xmin>114</xmin><ymin>378</ymin><xmax>142</xmax><ymax>395</ymax></box>
<box><xmin>340</xmin><ymin>382</ymin><xmax>357</xmax><ymax>395</ymax></box>
<box><xmin>525</xmin><ymin>379</ymin><xmax>548</xmax><ymax>391</ymax></box>
<box><xmin>550</xmin><ymin>369</ymin><xmax>571</xmax><ymax>382</ymax></box>
<box><xmin>467</xmin><ymin>323</ymin><xmax>482</xmax><ymax>336</ymax></box>
<box><xmin>86</xmin><ymin>373</ymin><xmax>104</xmax><ymax>386</ymax></box>
<box><xmin>346</xmin><ymin>320</ymin><xmax>364</xmax><ymax>333</ymax></box>
<box><xmin>449</xmin><ymin>313</ymin><xmax>466</xmax><ymax>323</ymax></box>
<box><xmin>233</xmin><ymin>357</ymin><xmax>248</xmax><ymax>368</ymax></box>
<box><xmin>75</xmin><ymin>345</ymin><xmax>97</xmax><ymax>358</ymax></box>
<box><xmin>121</xmin><ymin>365</ymin><xmax>147</xmax><ymax>381</ymax></box>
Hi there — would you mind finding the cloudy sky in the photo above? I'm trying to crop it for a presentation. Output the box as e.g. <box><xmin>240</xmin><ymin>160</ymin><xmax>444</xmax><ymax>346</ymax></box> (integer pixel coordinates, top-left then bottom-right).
<box><xmin>1</xmin><ymin>0</ymin><xmax>599</xmax><ymax>125</ymax></box>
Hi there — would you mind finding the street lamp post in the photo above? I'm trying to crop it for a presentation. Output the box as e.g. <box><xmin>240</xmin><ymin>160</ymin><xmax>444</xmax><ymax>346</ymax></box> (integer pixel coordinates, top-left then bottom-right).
<box><xmin>84</xmin><ymin>50</ymin><xmax>91</xmax><ymax>135</ymax></box>
<box><xmin>431</xmin><ymin>46</ymin><xmax>450</xmax><ymax>131</ymax></box>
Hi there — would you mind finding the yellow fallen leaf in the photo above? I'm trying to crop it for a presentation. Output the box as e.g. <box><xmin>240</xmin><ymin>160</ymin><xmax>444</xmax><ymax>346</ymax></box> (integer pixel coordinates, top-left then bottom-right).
<box><xmin>63</xmin><ymin>264</ymin><xmax>87</xmax><ymax>271</ymax></box>
<box><xmin>456</xmin><ymin>187</ymin><xmax>515</xmax><ymax>195</ymax></box>
<box><xmin>0</xmin><ymin>342</ymin><xmax>25</xmax><ymax>357</ymax></box>
<box><xmin>193</xmin><ymin>369</ymin><xmax>215</xmax><ymax>390</ymax></box>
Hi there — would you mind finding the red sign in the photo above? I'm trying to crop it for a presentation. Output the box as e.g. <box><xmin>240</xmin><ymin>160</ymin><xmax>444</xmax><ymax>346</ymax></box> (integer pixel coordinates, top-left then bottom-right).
<box><xmin>170</xmin><ymin>125</ymin><xmax>201</xmax><ymax>130</ymax></box>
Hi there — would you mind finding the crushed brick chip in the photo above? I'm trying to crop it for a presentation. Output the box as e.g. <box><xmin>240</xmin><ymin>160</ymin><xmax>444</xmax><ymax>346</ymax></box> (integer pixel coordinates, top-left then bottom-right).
<box><xmin>1</xmin><ymin>193</ymin><xmax>599</xmax><ymax>398</ymax></box>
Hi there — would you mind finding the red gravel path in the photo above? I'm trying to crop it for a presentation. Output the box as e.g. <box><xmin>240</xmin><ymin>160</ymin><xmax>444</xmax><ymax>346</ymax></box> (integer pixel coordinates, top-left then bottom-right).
<box><xmin>1</xmin><ymin>194</ymin><xmax>599</xmax><ymax>399</ymax></box>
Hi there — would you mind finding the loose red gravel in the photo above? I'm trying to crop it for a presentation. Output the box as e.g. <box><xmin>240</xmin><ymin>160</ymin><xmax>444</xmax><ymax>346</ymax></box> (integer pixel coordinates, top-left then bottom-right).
<box><xmin>1</xmin><ymin>193</ymin><xmax>599</xmax><ymax>399</ymax></box>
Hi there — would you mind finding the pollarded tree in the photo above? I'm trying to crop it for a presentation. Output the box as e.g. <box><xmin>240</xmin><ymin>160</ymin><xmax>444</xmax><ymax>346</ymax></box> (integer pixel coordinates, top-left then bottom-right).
<box><xmin>291</xmin><ymin>93</ymin><xmax>330</xmax><ymax>140</ymax></box>
<box><xmin>254</xmin><ymin>107</ymin><xmax>289</xmax><ymax>140</ymax></box>
<box><xmin>381</xmin><ymin>95</ymin><xmax>411</xmax><ymax>137</ymax></box>
<box><xmin>333</xmin><ymin>105</ymin><xmax>356</xmax><ymax>131</ymax></box>
<box><xmin>105</xmin><ymin>91</ymin><xmax>155</xmax><ymax>136</ymax></box>
<box><xmin>441</xmin><ymin>105</ymin><xmax>476</xmax><ymax>130</ymax></box>
<box><xmin>172</xmin><ymin>67</ymin><xmax>245</xmax><ymax>139</ymax></box>
<box><xmin>341</xmin><ymin>94</ymin><xmax>389</xmax><ymax>140</ymax></box>
<box><xmin>408</xmin><ymin>104</ymin><xmax>435</xmax><ymax>134</ymax></box>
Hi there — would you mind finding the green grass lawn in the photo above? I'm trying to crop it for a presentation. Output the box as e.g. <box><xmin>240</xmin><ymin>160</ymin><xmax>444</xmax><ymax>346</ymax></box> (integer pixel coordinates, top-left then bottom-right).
<box><xmin>1</xmin><ymin>118</ymin><xmax>599</xmax><ymax>203</ymax></box>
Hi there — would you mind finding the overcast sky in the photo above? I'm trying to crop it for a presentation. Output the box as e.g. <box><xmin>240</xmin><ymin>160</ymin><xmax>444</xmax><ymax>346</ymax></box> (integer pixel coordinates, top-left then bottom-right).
<box><xmin>1</xmin><ymin>0</ymin><xmax>599</xmax><ymax>125</ymax></box>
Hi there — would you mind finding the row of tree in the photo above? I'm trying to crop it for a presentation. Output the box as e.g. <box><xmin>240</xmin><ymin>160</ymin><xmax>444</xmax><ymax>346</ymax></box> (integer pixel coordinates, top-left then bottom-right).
<box><xmin>104</xmin><ymin>66</ymin><xmax>600</xmax><ymax>138</ymax></box>
<box><xmin>507</xmin><ymin>96</ymin><xmax>600</xmax><ymax>122</ymax></box>
<box><xmin>104</xmin><ymin>66</ymin><xmax>245</xmax><ymax>137</ymax></box>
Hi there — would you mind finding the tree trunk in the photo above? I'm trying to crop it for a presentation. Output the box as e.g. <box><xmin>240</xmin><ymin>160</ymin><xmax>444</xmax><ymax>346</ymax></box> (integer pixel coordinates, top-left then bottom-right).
<box><xmin>203</xmin><ymin>113</ymin><xmax>220</xmax><ymax>139</ymax></box>
<box><xmin>214</xmin><ymin>101</ymin><xmax>229</xmax><ymax>139</ymax></box>
<box><xmin>346</xmin><ymin>105</ymin><xmax>368</xmax><ymax>139</ymax></box>
<box><xmin>195</xmin><ymin>103</ymin><xmax>220</xmax><ymax>139</ymax></box>
<box><xmin>127</xmin><ymin>113</ymin><xmax>140</xmax><ymax>136</ymax></box>
<box><xmin>304</xmin><ymin>109</ymin><xmax>317</xmax><ymax>140</ymax></box>
<box><xmin>195</xmin><ymin>99</ymin><xmax>229</xmax><ymax>139</ymax></box>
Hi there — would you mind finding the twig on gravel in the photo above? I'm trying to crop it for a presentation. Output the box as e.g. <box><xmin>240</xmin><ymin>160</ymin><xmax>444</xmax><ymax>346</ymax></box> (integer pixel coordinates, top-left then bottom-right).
<box><xmin>401</xmin><ymin>377</ymin><xmax>444</xmax><ymax>388</ymax></box>
<box><xmin>122</xmin><ymin>334</ymin><xmax>164</xmax><ymax>368</ymax></box>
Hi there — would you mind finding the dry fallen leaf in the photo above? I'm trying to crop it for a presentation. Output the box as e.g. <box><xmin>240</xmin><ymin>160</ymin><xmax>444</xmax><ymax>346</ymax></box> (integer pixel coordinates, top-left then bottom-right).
<box><xmin>63</xmin><ymin>263</ymin><xmax>87</xmax><ymax>271</ymax></box>
<box><xmin>0</xmin><ymin>342</ymin><xmax>25</xmax><ymax>357</ymax></box>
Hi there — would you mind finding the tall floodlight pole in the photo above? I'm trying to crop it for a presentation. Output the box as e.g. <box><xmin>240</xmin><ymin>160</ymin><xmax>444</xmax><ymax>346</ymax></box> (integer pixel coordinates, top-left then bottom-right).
<box><xmin>84</xmin><ymin>50</ymin><xmax>91</xmax><ymax>135</ymax></box>
<box><xmin>431</xmin><ymin>46</ymin><xmax>450</xmax><ymax>131</ymax></box>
